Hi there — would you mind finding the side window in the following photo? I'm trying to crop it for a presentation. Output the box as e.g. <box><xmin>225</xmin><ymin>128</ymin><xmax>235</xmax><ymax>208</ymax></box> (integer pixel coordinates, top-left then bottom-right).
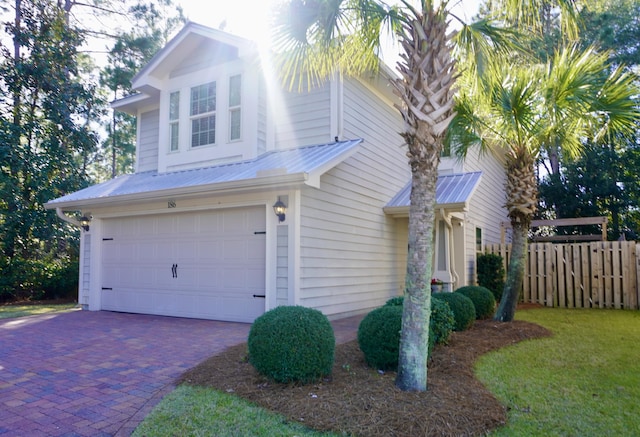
<box><xmin>229</xmin><ymin>74</ymin><xmax>241</xmax><ymax>141</ymax></box>
<box><xmin>476</xmin><ymin>227</ymin><xmax>483</xmax><ymax>253</ymax></box>
<box><xmin>190</xmin><ymin>81</ymin><xmax>216</xmax><ymax>147</ymax></box>
<box><xmin>169</xmin><ymin>91</ymin><xmax>180</xmax><ymax>152</ymax></box>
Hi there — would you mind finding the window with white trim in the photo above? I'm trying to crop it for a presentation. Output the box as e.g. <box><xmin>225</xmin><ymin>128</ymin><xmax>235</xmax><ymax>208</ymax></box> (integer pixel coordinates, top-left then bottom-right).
<box><xmin>190</xmin><ymin>81</ymin><xmax>216</xmax><ymax>147</ymax></box>
<box><xmin>169</xmin><ymin>91</ymin><xmax>180</xmax><ymax>152</ymax></box>
<box><xmin>476</xmin><ymin>227</ymin><xmax>483</xmax><ymax>253</ymax></box>
<box><xmin>229</xmin><ymin>74</ymin><xmax>241</xmax><ymax>141</ymax></box>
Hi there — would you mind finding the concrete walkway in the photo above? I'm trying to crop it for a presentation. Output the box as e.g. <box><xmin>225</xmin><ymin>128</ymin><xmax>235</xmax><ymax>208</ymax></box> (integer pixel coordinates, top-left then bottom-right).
<box><xmin>0</xmin><ymin>309</ymin><xmax>362</xmax><ymax>436</ymax></box>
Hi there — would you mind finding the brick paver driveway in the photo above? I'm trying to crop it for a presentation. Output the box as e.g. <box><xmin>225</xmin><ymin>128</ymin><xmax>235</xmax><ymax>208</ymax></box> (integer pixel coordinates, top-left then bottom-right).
<box><xmin>0</xmin><ymin>310</ymin><xmax>251</xmax><ymax>436</ymax></box>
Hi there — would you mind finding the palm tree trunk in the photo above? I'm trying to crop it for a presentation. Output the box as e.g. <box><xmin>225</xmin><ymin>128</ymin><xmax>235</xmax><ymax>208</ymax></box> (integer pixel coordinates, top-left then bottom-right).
<box><xmin>396</xmin><ymin>164</ymin><xmax>437</xmax><ymax>391</ymax></box>
<box><xmin>494</xmin><ymin>220</ymin><xmax>527</xmax><ymax>321</ymax></box>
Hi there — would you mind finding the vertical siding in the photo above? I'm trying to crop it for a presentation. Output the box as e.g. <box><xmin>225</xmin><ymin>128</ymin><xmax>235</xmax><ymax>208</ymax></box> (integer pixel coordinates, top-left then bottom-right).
<box><xmin>257</xmin><ymin>79</ymin><xmax>267</xmax><ymax>155</ymax></box>
<box><xmin>462</xmin><ymin>149</ymin><xmax>508</xmax><ymax>283</ymax></box>
<box><xmin>298</xmin><ymin>77</ymin><xmax>409</xmax><ymax>317</ymax></box>
<box><xmin>137</xmin><ymin>109</ymin><xmax>159</xmax><ymax>172</ymax></box>
<box><xmin>274</xmin><ymin>84</ymin><xmax>331</xmax><ymax>148</ymax></box>
<box><xmin>80</xmin><ymin>235</ymin><xmax>91</xmax><ymax>308</ymax></box>
<box><xmin>276</xmin><ymin>225</ymin><xmax>289</xmax><ymax>306</ymax></box>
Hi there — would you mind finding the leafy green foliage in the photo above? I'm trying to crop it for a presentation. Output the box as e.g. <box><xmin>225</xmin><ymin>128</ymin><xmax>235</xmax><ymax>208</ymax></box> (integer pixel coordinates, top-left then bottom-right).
<box><xmin>429</xmin><ymin>297</ymin><xmax>455</xmax><ymax>349</ymax></box>
<box><xmin>477</xmin><ymin>253</ymin><xmax>505</xmax><ymax>302</ymax></box>
<box><xmin>383</xmin><ymin>295</ymin><xmax>454</xmax><ymax>355</ymax></box>
<box><xmin>455</xmin><ymin>286</ymin><xmax>496</xmax><ymax>319</ymax></box>
<box><xmin>432</xmin><ymin>292</ymin><xmax>475</xmax><ymax>331</ymax></box>
<box><xmin>248</xmin><ymin>306</ymin><xmax>335</xmax><ymax>383</ymax></box>
<box><xmin>358</xmin><ymin>305</ymin><xmax>402</xmax><ymax>371</ymax></box>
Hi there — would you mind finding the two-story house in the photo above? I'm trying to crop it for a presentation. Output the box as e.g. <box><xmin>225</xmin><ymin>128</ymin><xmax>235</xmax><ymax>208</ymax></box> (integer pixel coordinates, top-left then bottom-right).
<box><xmin>45</xmin><ymin>22</ymin><xmax>508</xmax><ymax>322</ymax></box>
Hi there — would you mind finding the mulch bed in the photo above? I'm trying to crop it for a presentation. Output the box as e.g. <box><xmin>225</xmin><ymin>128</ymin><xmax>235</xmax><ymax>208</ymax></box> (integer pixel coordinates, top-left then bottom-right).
<box><xmin>180</xmin><ymin>318</ymin><xmax>551</xmax><ymax>436</ymax></box>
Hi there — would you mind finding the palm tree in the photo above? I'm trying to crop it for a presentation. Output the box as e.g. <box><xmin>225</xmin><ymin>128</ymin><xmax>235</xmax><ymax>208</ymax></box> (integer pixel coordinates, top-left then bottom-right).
<box><xmin>271</xmin><ymin>0</ymin><xmax>580</xmax><ymax>391</ymax></box>
<box><xmin>451</xmin><ymin>45</ymin><xmax>640</xmax><ymax>321</ymax></box>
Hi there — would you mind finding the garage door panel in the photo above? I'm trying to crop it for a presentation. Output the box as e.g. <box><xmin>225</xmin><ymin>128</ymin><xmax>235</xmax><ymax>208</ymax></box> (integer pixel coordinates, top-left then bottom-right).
<box><xmin>101</xmin><ymin>206</ymin><xmax>266</xmax><ymax>323</ymax></box>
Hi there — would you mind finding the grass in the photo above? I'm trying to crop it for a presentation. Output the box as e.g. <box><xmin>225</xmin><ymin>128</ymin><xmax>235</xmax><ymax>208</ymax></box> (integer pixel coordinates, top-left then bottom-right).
<box><xmin>134</xmin><ymin>308</ymin><xmax>640</xmax><ymax>436</ymax></box>
<box><xmin>132</xmin><ymin>385</ymin><xmax>335</xmax><ymax>437</ymax></box>
<box><xmin>0</xmin><ymin>302</ymin><xmax>78</xmax><ymax>319</ymax></box>
<box><xmin>478</xmin><ymin>308</ymin><xmax>640</xmax><ymax>436</ymax></box>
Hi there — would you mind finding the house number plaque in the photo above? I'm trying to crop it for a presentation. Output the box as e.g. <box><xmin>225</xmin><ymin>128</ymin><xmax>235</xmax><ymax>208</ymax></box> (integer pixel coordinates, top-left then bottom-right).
<box><xmin>168</xmin><ymin>200</ymin><xmax>176</xmax><ymax>208</ymax></box>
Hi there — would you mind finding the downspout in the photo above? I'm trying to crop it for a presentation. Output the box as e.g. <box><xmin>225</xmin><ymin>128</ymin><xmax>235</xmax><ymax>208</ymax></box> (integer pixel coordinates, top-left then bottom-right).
<box><xmin>440</xmin><ymin>208</ymin><xmax>459</xmax><ymax>290</ymax></box>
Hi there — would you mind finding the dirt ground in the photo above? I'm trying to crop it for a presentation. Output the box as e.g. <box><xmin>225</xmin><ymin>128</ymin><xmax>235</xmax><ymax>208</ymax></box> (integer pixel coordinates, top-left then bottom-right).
<box><xmin>180</xmin><ymin>315</ymin><xmax>551</xmax><ymax>437</ymax></box>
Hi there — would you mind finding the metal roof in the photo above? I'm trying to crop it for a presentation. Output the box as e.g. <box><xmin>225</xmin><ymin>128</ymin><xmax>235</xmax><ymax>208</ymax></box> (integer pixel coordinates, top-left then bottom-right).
<box><xmin>384</xmin><ymin>171</ymin><xmax>483</xmax><ymax>214</ymax></box>
<box><xmin>46</xmin><ymin>139</ymin><xmax>362</xmax><ymax>209</ymax></box>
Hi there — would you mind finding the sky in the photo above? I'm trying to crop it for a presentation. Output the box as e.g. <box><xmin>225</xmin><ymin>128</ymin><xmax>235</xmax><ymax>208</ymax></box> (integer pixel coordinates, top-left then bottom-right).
<box><xmin>176</xmin><ymin>0</ymin><xmax>483</xmax><ymax>45</ymax></box>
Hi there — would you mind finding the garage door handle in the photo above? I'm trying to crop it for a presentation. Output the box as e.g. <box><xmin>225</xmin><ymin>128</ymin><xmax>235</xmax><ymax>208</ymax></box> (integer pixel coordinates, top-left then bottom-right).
<box><xmin>253</xmin><ymin>294</ymin><xmax>266</xmax><ymax>298</ymax></box>
<box><xmin>172</xmin><ymin>263</ymin><xmax>178</xmax><ymax>278</ymax></box>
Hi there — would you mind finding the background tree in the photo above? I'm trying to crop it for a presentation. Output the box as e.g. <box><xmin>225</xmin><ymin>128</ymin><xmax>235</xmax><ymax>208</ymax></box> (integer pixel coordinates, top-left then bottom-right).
<box><xmin>0</xmin><ymin>0</ymin><xmax>98</xmax><ymax>300</ymax></box>
<box><xmin>97</xmin><ymin>0</ymin><xmax>184</xmax><ymax>180</ymax></box>
<box><xmin>536</xmin><ymin>0</ymin><xmax>640</xmax><ymax>239</ymax></box>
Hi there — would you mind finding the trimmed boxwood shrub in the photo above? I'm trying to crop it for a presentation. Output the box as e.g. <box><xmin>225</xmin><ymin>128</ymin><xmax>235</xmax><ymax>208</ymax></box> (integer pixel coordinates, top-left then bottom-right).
<box><xmin>248</xmin><ymin>306</ymin><xmax>335</xmax><ymax>383</ymax></box>
<box><xmin>382</xmin><ymin>295</ymin><xmax>455</xmax><ymax>356</ymax></box>
<box><xmin>358</xmin><ymin>305</ymin><xmax>403</xmax><ymax>370</ymax></box>
<box><xmin>432</xmin><ymin>292</ymin><xmax>476</xmax><ymax>331</ymax></box>
<box><xmin>455</xmin><ymin>286</ymin><xmax>496</xmax><ymax>320</ymax></box>
<box><xmin>477</xmin><ymin>253</ymin><xmax>505</xmax><ymax>302</ymax></box>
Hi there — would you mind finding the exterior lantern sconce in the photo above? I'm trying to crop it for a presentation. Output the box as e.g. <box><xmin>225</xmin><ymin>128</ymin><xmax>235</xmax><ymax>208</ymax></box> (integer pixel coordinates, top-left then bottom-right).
<box><xmin>273</xmin><ymin>198</ymin><xmax>287</xmax><ymax>223</ymax></box>
<box><xmin>79</xmin><ymin>215</ymin><xmax>92</xmax><ymax>232</ymax></box>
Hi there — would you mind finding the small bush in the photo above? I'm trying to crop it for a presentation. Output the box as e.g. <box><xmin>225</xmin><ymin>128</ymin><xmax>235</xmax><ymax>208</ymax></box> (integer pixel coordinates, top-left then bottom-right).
<box><xmin>477</xmin><ymin>253</ymin><xmax>505</xmax><ymax>302</ymax></box>
<box><xmin>429</xmin><ymin>297</ymin><xmax>455</xmax><ymax>349</ymax></box>
<box><xmin>432</xmin><ymin>292</ymin><xmax>476</xmax><ymax>331</ymax></box>
<box><xmin>248</xmin><ymin>306</ymin><xmax>335</xmax><ymax>383</ymax></box>
<box><xmin>455</xmin><ymin>286</ymin><xmax>496</xmax><ymax>320</ymax></box>
<box><xmin>358</xmin><ymin>305</ymin><xmax>403</xmax><ymax>370</ymax></box>
<box><xmin>382</xmin><ymin>295</ymin><xmax>455</xmax><ymax>356</ymax></box>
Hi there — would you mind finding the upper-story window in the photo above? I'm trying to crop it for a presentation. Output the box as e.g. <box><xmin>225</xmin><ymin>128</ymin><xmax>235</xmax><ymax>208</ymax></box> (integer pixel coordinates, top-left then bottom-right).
<box><xmin>190</xmin><ymin>81</ymin><xmax>216</xmax><ymax>147</ymax></box>
<box><xmin>229</xmin><ymin>74</ymin><xmax>241</xmax><ymax>141</ymax></box>
<box><xmin>169</xmin><ymin>91</ymin><xmax>180</xmax><ymax>152</ymax></box>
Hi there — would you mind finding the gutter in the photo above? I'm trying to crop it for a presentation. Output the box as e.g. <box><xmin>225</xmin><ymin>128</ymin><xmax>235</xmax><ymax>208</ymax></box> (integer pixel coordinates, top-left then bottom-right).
<box><xmin>56</xmin><ymin>208</ymin><xmax>82</xmax><ymax>229</ymax></box>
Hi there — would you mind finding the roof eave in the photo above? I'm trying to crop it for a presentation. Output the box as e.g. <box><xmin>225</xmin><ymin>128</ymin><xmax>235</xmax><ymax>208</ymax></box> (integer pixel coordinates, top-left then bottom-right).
<box><xmin>383</xmin><ymin>202</ymin><xmax>469</xmax><ymax>218</ymax></box>
<box><xmin>44</xmin><ymin>173</ymin><xmax>309</xmax><ymax>211</ymax></box>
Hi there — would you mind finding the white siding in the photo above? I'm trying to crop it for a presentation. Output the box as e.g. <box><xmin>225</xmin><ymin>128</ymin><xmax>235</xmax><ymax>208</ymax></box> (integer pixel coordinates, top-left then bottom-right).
<box><xmin>461</xmin><ymin>148</ymin><xmax>508</xmax><ymax>283</ymax></box>
<box><xmin>274</xmin><ymin>84</ymin><xmax>332</xmax><ymax>148</ymax></box>
<box><xmin>137</xmin><ymin>109</ymin><xmax>159</xmax><ymax>172</ymax></box>
<box><xmin>257</xmin><ymin>79</ymin><xmax>267</xmax><ymax>155</ymax></box>
<box><xmin>297</xmin><ymin>77</ymin><xmax>409</xmax><ymax>318</ymax></box>
<box><xmin>276</xmin><ymin>225</ymin><xmax>289</xmax><ymax>306</ymax></box>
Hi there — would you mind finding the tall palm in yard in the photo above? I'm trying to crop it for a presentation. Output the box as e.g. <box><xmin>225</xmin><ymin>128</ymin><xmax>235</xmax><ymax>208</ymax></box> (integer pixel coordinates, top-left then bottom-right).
<box><xmin>451</xmin><ymin>45</ymin><xmax>640</xmax><ymax>321</ymax></box>
<box><xmin>272</xmin><ymin>0</ymin><xmax>579</xmax><ymax>391</ymax></box>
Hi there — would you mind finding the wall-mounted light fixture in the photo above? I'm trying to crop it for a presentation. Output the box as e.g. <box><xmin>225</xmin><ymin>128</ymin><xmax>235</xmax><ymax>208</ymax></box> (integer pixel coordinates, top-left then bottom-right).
<box><xmin>78</xmin><ymin>215</ymin><xmax>92</xmax><ymax>232</ymax></box>
<box><xmin>273</xmin><ymin>198</ymin><xmax>287</xmax><ymax>223</ymax></box>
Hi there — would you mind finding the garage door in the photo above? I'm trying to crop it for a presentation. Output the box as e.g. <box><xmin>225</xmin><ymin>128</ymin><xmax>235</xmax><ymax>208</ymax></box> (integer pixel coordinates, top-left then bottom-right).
<box><xmin>101</xmin><ymin>206</ymin><xmax>266</xmax><ymax>323</ymax></box>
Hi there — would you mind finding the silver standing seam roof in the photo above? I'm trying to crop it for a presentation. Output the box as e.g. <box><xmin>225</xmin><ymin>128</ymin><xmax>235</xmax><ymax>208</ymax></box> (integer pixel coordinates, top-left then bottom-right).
<box><xmin>45</xmin><ymin>139</ymin><xmax>363</xmax><ymax>209</ymax></box>
<box><xmin>384</xmin><ymin>171</ymin><xmax>483</xmax><ymax>213</ymax></box>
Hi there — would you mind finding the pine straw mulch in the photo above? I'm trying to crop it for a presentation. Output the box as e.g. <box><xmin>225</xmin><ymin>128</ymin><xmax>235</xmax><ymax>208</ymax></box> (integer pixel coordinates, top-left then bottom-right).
<box><xmin>179</xmin><ymin>318</ymin><xmax>552</xmax><ymax>437</ymax></box>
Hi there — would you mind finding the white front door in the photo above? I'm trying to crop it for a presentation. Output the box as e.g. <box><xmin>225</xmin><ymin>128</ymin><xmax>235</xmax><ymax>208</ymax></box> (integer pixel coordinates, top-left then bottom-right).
<box><xmin>101</xmin><ymin>206</ymin><xmax>266</xmax><ymax>322</ymax></box>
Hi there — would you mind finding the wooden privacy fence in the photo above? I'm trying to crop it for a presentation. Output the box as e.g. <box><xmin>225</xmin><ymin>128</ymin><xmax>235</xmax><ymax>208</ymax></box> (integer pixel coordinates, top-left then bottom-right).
<box><xmin>484</xmin><ymin>241</ymin><xmax>640</xmax><ymax>310</ymax></box>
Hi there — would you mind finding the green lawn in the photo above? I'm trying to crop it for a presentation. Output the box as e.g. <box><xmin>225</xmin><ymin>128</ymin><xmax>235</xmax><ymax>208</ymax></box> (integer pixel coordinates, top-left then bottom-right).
<box><xmin>0</xmin><ymin>302</ymin><xmax>78</xmax><ymax>319</ymax></box>
<box><xmin>135</xmin><ymin>308</ymin><xmax>640</xmax><ymax>436</ymax></box>
<box><xmin>478</xmin><ymin>308</ymin><xmax>640</xmax><ymax>436</ymax></box>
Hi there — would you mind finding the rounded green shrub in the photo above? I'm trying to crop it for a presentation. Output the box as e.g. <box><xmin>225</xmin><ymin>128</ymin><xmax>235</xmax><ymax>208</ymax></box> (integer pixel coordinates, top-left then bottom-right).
<box><xmin>384</xmin><ymin>296</ymin><xmax>405</xmax><ymax>307</ymax></box>
<box><xmin>429</xmin><ymin>297</ymin><xmax>455</xmax><ymax>349</ymax></box>
<box><xmin>432</xmin><ymin>292</ymin><xmax>476</xmax><ymax>331</ymax></box>
<box><xmin>248</xmin><ymin>306</ymin><xmax>335</xmax><ymax>383</ymax></box>
<box><xmin>382</xmin><ymin>295</ymin><xmax>455</xmax><ymax>356</ymax></box>
<box><xmin>358</xmin><ymin>305</ymin><xmax>402</xmax><ymax>370</ymax></box>
<box><xmin>455</xmin><ymin>286</ymin><xmax>496</xmax><ymax>320</ymax></box>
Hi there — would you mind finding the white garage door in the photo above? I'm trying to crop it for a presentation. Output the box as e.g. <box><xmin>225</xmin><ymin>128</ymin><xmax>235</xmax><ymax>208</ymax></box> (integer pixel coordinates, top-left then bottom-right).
<box><xmin>101</xmin><ymin>206</ymin><xmax>266</xmax><ymax>323</ymax></box>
